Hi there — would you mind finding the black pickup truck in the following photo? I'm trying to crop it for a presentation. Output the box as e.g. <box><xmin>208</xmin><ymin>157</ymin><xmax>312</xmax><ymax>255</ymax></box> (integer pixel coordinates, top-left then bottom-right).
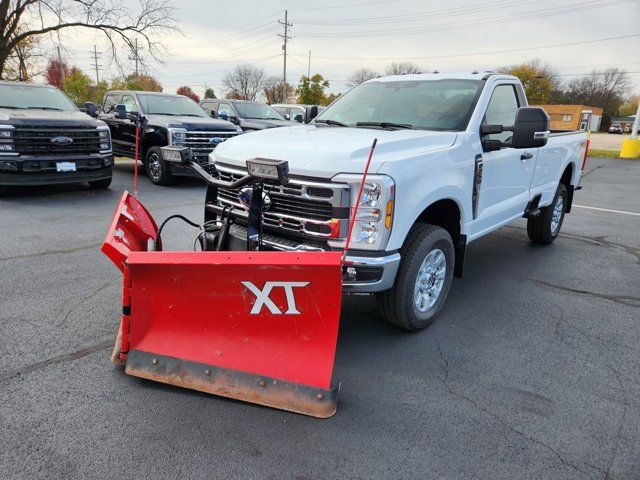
<box><xmin>97</xmin><ymin>91</ymin><xmax>241</xmax><ymax>185</ymax></box>
<box><xmin>199</xmin><ymin>99</ymin><xmax>293</xmax><ymax>132</ymax></box>
<box><xmin>0</xmin><ymin>81</ymin><xmax>113</xmax><ymax>193</ymax></box>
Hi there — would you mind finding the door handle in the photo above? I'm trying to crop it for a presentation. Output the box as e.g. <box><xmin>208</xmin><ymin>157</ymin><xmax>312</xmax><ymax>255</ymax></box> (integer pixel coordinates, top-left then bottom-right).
<box><xmin>520</xmin><ymin>152</ymin><xmax>534</xmax><ymax>160</ymax></box>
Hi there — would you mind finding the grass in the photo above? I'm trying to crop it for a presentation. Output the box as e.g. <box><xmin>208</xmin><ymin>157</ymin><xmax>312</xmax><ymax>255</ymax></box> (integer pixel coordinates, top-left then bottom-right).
<box><xmin>588</xmin><ymin>148</ymin><xmax>620</xmax><ymax>158</ymax></box>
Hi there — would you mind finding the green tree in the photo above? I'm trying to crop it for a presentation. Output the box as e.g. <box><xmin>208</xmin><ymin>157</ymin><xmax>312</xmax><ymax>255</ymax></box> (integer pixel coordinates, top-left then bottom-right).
<box><xmin>204</xmin><ymin>87</ymin><xmax>216</xmax><ymax>99</ymax></box>
<box><xmin>498</xmin><ymin>59</ymin><xmax>558</xmax><ymax>105</ymax></box>
<box><xmin>63</xmin><ymin>67</ymin><xmax>93</xmax><ymax>105</ymax></box>
<box><xmin>619</xmin><ymin>95</ymin><xmax>639</xmax><ymax>116</ymax></box>
<box><xmin>296</xmin><ymin>74</ymin><xmax>329</xmax><ymax>105</ymax></box>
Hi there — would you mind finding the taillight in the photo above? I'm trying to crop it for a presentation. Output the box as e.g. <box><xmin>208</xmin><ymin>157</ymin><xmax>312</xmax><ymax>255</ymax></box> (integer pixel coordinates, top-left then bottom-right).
<box><xmin>581</xmin><ymin>139</ymin><xmax>590</xmax><ymax>171</ymax></box>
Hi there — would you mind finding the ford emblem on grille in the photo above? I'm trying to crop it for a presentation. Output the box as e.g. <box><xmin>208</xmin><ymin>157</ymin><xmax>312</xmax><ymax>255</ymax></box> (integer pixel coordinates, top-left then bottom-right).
<box><xmin>238</xmin><ymin>187</ymin><xmax>271</xmax><ymax>211</ymax></box>
<box><xmin>51</xmin><ymin>136</ymin><xmax>74</xmax><ymax>145</ymax></box>
<box><xmin>209</xmin><ymin>137</ymin><xmax>225</xmax><ymax>144</ymax></box>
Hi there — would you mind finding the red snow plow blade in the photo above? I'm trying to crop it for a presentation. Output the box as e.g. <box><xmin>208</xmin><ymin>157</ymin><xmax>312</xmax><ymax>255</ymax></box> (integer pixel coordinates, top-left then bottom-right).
<box><xmin>102</xmin><ymin>192</ymin><xmax>343</xmax><ymax>418</ymax></box>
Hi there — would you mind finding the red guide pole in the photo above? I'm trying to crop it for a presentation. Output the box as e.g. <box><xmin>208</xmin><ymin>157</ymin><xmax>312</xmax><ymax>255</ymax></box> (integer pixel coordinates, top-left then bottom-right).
<box><xmin>342</xmin><ymin>138</ymin><xmax>378</xmax><ymax>264</ymax></box>
<box><xmin>133</xmin><ymin>125</ymin><xmax>140</xmax><ymax>197</ymax></box>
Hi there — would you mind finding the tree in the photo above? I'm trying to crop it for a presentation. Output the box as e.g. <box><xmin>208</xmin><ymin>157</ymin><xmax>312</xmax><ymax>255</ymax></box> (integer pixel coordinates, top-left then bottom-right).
<box><xmin>385</xmin><ymin>62</ymin><xmax>423</xmax><ymax>75</ymax></box>
<box><xmin>63</xmin><ymin>67</ymin><xmax>93</xmax><ymax>105</ymax></box>
<box><xmin>499</xmin><ymin>59</ymin><xmax>559</xmax><ymax>105</ymax></box>
<box><xmin>555</xmin><ymin>68</ymin><xmax>631</xmax><ymax>128</ymax></box>
<box><xmin>619</xmin><ymin>95</ymin><xmax>639</xmax><ymax>117</ymax></box>
<box><xmin>46</xmin><ymin>58</ymin><xmax>70</xmax><ymax>88</ymax></box>
<box><xmin>176</xmin><ymin>85</ymin><xmax>200</xmax><ymax>103</ymax></box>
<box><xmin>263</xmin><ymin>76</ymin><xmax>294</xmax><ymax>104</ymax></box>
<box><xmin>222</xmin><ymin>64</ymin><xmax>266</xmax><ymax>101</ymax></box>
<box><xmin>110</xmin><ymin>74</ymin><xmax>162</xmax><ymax>92</ymax></box>
<box><xmin>345</xmin><ymin>68</ymin><xmax>379</xmax><ymax>87</ymax></box>
<box><xmin>3</xmin><ymin>28</ymin><xmax>41</xmax><ymax>81</ymax></box>
<box><xmin>204</xmin><ymin>87</ymin><xmax>216</xmax><ymax>99</ymax></box>
<box><xmin>323</xmin><ymin>92</ymin><xmax>340</xmax><ymax>106</ymax></box>
<box><xmin>0</xmin><ymin>0</ymin><xmax>177</xmax><ymax>80</ymax></box>
<box><xmin>296</xmin><ymin>74</ymin><xmax>329</xmax><ymax>105</ymax></box>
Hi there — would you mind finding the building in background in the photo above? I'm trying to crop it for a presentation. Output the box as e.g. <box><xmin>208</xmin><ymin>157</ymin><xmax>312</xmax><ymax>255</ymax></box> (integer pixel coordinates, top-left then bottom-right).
<box><xmin>537</xmin><ymin>104</ymin><xmax>603</xmax><ymax>132</ymax></box>
<box><xmin>609</xmin><ymin>116</ymin><xmax>636</xmax><ymax>133</ymax></box>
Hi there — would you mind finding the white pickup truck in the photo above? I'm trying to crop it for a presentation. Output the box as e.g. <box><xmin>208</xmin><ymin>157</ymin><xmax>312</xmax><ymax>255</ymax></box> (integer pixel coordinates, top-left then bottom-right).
<box><xmin>206</xmin><ymin>73</ymin><xmax>589</xmax><ymax>331</ymax></box>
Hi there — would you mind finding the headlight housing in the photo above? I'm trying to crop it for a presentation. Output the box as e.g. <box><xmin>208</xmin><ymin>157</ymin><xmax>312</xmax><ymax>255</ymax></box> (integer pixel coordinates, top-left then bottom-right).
<box><xmin>329</xmin><ymin>173</ymin><xmax>395</xmax><ymax>251</ymax></box>
<box><xmin>168</xmin><ymin>127</ymin><xmax>187</xmax><ymax>146</ymax></box>
<box><xmin>97</xmin><ymin>126</ymin><xmax>111</xmax><ymax>152</ymax></box>
<box><xmin>0</xmin><ymin>126</ymin><xmax>15</xmax><ymax>154</ymax></box>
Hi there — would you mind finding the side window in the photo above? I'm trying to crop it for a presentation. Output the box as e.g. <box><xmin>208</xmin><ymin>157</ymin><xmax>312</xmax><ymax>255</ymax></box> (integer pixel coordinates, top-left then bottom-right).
<box><xmin>273</xmin><ymin>106</ymin><xmax>288</xmax><ymax>116</ymax></box>
<box><xmin>121</xmin><ymin>95</ymin><xmax>137</xmax><ymax>113</ymax></box>
<box><xmin>102</xmin><ymin>94</ymin><xmax>121</xmax><ymax>114</ymax></box>
<box><xmin>201</xmin><ymin>101</ymin><xmax>214</xmax><ymax>114</ymax></box>
<box><xmin>217</xmin><ymin>103</ymin><xmax>233</xmax><ymax>117</ymax></box>
<box><xmin>484</xmin><ymin>85</ymin><xmax>519</xmax><ymax>142</ymax></box>
<box><xmin>291</xmin><ymin>107</ymin><xmax>305</xmax><ymax>122</ymax></box>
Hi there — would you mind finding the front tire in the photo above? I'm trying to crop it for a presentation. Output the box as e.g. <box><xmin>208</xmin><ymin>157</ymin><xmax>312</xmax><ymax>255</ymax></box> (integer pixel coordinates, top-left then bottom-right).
<box><xmin>145</xmin><ymin>147</ymin><xmax>174</xmax><ymax>186</ymax></box>
<box><xmin>527</xmin><ymin>184</ymin><xmax>567</xmax><ymax>244</ymax></box>
<box><xmin>377</xmin><ymin>224</ymin><xmax>455</xmax><ymax>331</ymax></box>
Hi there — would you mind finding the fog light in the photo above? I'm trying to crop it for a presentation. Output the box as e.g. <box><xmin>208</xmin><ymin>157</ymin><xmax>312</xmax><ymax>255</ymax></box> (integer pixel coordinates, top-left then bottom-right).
<box><xmin>104</xmin><ymin>156</ymin><xmax>114</xmax><ymax>166</ymax></box>
<box><xmin>345</xmin><ymin>266</ymin><xmax>357</xmax><ymax>280</ymax></box>
<box><xmin>0</xmin><ymin>160</ymin><xmax>17</xmax><ymax>171</ymax></box>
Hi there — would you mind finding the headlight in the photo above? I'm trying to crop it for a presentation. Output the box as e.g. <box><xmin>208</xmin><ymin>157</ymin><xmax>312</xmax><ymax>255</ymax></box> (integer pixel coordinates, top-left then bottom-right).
<box><xmin>168</xmin><ymin>128</ymin><xmax>187</xmax><ymax>146</ymax></box>
<box><xmin>329</xmin><ymin>174</ymin><xmax>395</xmax><ymax>250</ymax></box>
<box><xmin>98</xmin><ymin>130</ymin><xmax>109</xmax><ymax>139</ymax></box>
<box><xmin>0</xmin><ymin>127</ymin><xmax>14</xmax><ymax>153</ymax></box>
<box><xmin>100</xmin><ymin>142</ymin><xmax>111</xmax><ymax>150</ymax></box>
<box><xmin>0</xmin><ymin>130</ymin><xmax>12</xmax><ymax>138</ymax></box>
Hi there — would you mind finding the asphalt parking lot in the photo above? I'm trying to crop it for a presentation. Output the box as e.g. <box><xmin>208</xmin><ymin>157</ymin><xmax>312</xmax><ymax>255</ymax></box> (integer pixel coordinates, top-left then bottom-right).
<box><xmin>1</xmin><ymin>157</ymin><xmax>638</xmax><ymax>480</ymax></box>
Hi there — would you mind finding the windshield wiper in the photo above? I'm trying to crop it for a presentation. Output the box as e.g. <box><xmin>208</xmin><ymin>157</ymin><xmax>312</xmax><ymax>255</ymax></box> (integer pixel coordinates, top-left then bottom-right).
<box><xmin>175</xmin><ymin>113</ymin><xmax>202</xmax><ymax>117</ymax></box>
<box><xmin>26</xmin><ymin>106</ymin><xmax>64</xmax><ymax>111</ymax></box>
<box><xmin>151</xmin><ymin>112</ymin><xmax>177</xmax><ymax>116</ymax></box>
<box><xmin>356</xmin><ymin>121</ymin><xmax>413</xmax><ymax>130</ymax></box>
<box><xmin>315</xmin><ymin>119</ymin><xmax>348</xmax><ymax>127</ymax></box>
<box><xmin>0</xmin><ymin>105</ymin><xmax>25</xmax><ymax>109</ymax></box>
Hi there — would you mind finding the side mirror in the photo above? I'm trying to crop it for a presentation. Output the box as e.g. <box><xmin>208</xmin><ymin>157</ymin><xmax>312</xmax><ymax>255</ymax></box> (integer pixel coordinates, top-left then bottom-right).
<box><xmin>229</xmin><ymin>115</ymin><xmax>239</xmax><ymax>125</ymax></box>
<box><xmin>511</xmin><ymin>107</ymin><xmax>550</xmax><ymax>149</ymax></box>
<box><xmin>219</xmin><ymin>111</ymin><xmax>229</xmax><ymax>121</ymax></box>
<box><xmin>283</xmin><ymin>113</ymin><xmax>290</xmax><ymax>120</ymax></box>
<box><xmin>210</xmin><ymin>110</ymin><xmax>218</xmax><ymax>119</ymax></box>
<box><xmin>85</xmin><ymin>102</ymin><xmax>98</xmax><ymax>118</ymax></box>
<box><xmin>114</xmin><ymin>104</ymin><xmax>127</xmax><ymax>119</ymax></box>
<box><xmin>294</xmin><ymin>114</ymin><xmax>303</xmax><ymax>123</ymax></box>
<box><xmin>308</xmin><ymin>106</ymin><xmax>319</xmax><ymax>121</ymax></box>
<box><xmin>161</xmin><ymin>146</ymin><xmax>193</xmax><ymax>165</ymax></box>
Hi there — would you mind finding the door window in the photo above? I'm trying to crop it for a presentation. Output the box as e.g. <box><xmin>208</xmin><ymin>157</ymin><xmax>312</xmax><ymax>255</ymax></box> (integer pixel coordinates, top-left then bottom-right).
<box><xmin>291</xmin><ymin>107</ymin><xmax>305</xmax><ymax>122</ymax></box>
<box><xmin>484</xmin><ymin>85</ymin><xmax>519</xmax><ymax>142</ymax></box>
<box><xmin>121</xmin><ymin>95</ymin><xmax>137</xmax><ymax>113</ymax></box>
<box><xmin>217</xmin><ymin>103</ymin><xmax>234</xmax><ymax>118</ymax></box>
<box><xmin>102</xmin><ymin>94</ymin><xmax>121</xmax><ymax>114</ymax></box>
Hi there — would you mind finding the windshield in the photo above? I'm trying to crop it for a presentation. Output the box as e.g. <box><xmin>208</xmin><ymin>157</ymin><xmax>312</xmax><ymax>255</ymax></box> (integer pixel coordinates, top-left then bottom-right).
<box><xmin>235</xmin><ymin>103</ymin><xmax>285</xmax><ymax>120</ymax></box>
<box><xmin>0</xmin><ymin>84</ymin><xmax>77</xmax><ymax>111</ymax></box>
<box><xmin>138</xmin><ymin>94</ymin><xmax>207</xmax><ymax>117</ymax></box>
<box><xmin>315</xmin><ymin>79</ymin><xmax>482</xmax><ymax>131</ymax></box>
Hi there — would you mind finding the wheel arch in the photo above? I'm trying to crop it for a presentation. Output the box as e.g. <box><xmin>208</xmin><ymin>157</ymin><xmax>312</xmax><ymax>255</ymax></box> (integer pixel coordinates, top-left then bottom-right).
<box><xmin>560</xmin><ymin>161</ymin><xmax>576</xmax><ymax>213</ymax></box>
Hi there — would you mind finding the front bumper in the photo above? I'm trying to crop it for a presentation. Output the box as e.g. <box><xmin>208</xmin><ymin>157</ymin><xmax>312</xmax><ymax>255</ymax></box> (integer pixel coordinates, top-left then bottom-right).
<box><xmin>0</xmin><ymin>154</ymin><xmax>113</xmax><ymax>186</ymax></box>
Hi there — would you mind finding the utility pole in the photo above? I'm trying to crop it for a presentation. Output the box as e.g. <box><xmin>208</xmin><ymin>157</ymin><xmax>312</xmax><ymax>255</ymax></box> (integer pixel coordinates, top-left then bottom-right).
<box><xmin>91</xmin><ymin>45</ymin><xmax>102</xmax><ymax>84</ymax></box>
<box><xmin>307</xmin><ymin>50</ymin><xmax>311</xmax><ymax>78</ymax></box>
<box><xmin>278</xmin><ymin>10</ymin><xmax>292</xmax><ymax>102</ymax></box>
<box><xmin>129</xmin><ymin>39</ymin><xmax>140</xmax><ymax>76</ymax></box>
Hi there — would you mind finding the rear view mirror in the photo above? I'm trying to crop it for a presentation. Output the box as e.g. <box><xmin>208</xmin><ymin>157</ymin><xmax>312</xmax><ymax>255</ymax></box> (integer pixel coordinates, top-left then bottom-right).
<box><xmin>511</xmin><ymin>107</ymin><xmax>550</xmax><ymax>149</ymax></box>
<box><xmin>85</xmin><ymin>102</ymin><xmax>98</xmax><ymax>118</ymax></box>
<box><xmin>114</xmin><ymin>104</ymin><xmax>127</xmax><ymax>119</ymax></box>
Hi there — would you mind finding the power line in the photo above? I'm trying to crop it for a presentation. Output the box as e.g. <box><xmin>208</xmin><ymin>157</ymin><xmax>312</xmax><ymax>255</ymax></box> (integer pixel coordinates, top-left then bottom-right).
<box><xmin>90</xmin><ymin>45</ymin><xmax>102</xmax><ymax>84</ymax></box>
<box><xmin>289</xmin><ymin>0</ymin><xmax>398</xmax><ymax>11</ymax></box>
<box><xmin>290</xmin><ymin>34</ymin><xmax>640</xmax><ymax>60</ymax></box>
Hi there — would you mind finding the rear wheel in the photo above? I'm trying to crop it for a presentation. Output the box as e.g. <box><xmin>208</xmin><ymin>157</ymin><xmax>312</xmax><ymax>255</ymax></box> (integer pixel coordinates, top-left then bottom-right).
<box><xmin>88</xmin><ymin>177</ymin><xmax>112</xmax><ymax>190</ymax></box>
<box><xmin>145</xmin><ymin>146</ymin><xmax>174</xmax><ymax>186</ymax></box>
<box><xmin>377</xmin><ymin>224</ymin><xmax>454</xmax><ymax>331</ymax></box>
<box><xmin>527</xmin><ymin>184</ymin><xmax>567</xmax><ymax>244</ymax></box>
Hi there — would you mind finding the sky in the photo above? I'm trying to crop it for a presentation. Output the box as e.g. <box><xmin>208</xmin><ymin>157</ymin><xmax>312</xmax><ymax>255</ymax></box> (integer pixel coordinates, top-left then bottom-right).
<box><xmin>61</xmin><ymin>0</ymin><xmax>640</xmax><ymax>99</ymax></box>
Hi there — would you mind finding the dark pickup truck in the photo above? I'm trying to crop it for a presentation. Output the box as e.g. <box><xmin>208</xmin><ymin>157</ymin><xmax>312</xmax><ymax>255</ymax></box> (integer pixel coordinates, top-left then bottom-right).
<box><xmin>0</xmin><ymin>81</ymin><xmax>113</xmax><ymax>193</ymax></box>
<box><xmin>271</xmin><ymin>103</ymin><xmax>324</xmax><ymax>124</ymax></box>
<box><xmin>199</xmin><ymin>99</ymin><xmax>293</xmax><ymax>132</ymax></box>
<box><xmin>97</xmin><ymin>91</ymin><xmax>241</xmax><ymax>185</ymax></box>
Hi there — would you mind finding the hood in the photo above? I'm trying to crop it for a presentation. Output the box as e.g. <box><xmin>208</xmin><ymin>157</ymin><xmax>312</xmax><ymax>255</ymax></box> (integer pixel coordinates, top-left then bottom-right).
<box><xmin>0</xmin><ymin>108</ymin><xmax>105</xmax><ymax>127</ymax></box>
<box><xmin>213</xmin><ymin>124</ymin><xmax>457</xmax><ymax>179</ymax></box>
<box><xmin>240</xmin><ymin>118</ymin><xmax>295</xmax><ymax>130</ymax></box>
<box><xmin>145</xmin><ymin>114</ymin><xmax>240</xmax><ymax>132</ymax></box>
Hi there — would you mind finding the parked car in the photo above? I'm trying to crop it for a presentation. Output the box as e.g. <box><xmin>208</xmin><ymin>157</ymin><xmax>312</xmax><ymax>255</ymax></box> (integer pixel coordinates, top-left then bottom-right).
<box><xmin>0</xmin><ymin>81</ymin><xmax>113</xmax><ymax>194</ymax></box>
<box><xmin>608</xmin><ymin>124</ymin><xmax>623</xmax><ymax>134</ymax></box>
<box><xmin>199</xmin><ymin>99</ymin><xmax>292</xmax><ymax>132</ymax></box>
<box><xmin>97</xmin><ymin>91</ymin><xmax>240</xmax><ymax>185</ymax></box>
<box><xmin>271</xmin><ymin>104</ymin><xmax>322</xmax><ymax>123</ymax></box>
<box><xmin>206</xmin><ymin>73</ymin><xmax>589</xmax><ymax>331</ymax></box>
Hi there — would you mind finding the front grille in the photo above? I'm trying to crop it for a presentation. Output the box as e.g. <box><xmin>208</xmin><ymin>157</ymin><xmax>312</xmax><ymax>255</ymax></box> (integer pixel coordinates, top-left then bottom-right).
<box><xmin>182</xmin><ymin>131</ymin><xmax>239</xmax><ymax>164</ymax></box>
<box><xmin>14</xmin><ymin>127</ymin><xmax>102</xmax><ymax>155</ymax></box>
<box><xmin>215</xmin><ymin>165</ymin><xmax>350</xmax><ymax>239</ymax></box>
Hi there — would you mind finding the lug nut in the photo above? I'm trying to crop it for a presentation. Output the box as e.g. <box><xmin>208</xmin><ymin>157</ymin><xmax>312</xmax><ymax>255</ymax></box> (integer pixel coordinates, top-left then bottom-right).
<box><xmin>204</xmin><ymin>369</ymin><xmax>211</xmax><ymax>376</ymax></box>
<box><xmin>316</xmin><ymin>393</ymin><xmax>324</xmax><ymax>400</ymax></box>
<box><xmin>259</xmin><ymin>380</ymin><xmax>266</xmax><ymax>387</ymax></box>
<box><xmin>151</xmin><ymin>358</ymin><xmax>158</xmax><ymax>365</ymax></box>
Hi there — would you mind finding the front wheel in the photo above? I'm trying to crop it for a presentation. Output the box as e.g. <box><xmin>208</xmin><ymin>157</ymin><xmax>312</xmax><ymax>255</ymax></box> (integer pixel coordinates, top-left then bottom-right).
<box><xmin>145</xmin><ymin>147</ymin><xmax>174</xmax><ymax>186</ymax></box>
<box><xmin>527</xmin><ymin>184</ymin><xmax>567</xmax><ymax>244</ymax></box>
<box><xmin>377</xmin><ymin>224</ymin><xmax>455</xmax><ymax>331</ymax></box>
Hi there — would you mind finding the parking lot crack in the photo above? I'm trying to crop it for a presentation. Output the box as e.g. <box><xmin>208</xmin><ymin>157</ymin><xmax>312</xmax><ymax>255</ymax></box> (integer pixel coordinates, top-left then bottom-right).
<box><xmin>0</xmin><ymin>339</ymin><xmax>113</xmax><ymax>383</ymax></box>
<box><xmin>535</xmin><ymin>280</ymin><xmax>640</xmax><ymax>308</ymax></box>
<box><xmin>0</xmin><ymin>242</ymin><xmax>102</xmax><ymax>263</ymax></box>
<box><xmin>435</xmin><ymin>342</ymin><xmax>613</xmax><ymax>478</ymax></box>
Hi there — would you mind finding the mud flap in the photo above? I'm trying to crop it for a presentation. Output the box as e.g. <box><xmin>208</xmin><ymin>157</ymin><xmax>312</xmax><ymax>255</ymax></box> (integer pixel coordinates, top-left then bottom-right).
<box><xmin>102</xmin><ymin>192</ymin><xmax>343</xmax><ymax>418</ymax></box>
